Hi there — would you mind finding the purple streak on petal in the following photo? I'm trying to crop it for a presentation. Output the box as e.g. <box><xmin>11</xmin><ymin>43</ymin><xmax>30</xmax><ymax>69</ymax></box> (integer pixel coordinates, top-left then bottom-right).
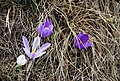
<box><xmin>23</xmin><ymin>48</ymin><xmax>31</xmax><ymax>58</ymax></box>
<box><xmin>80</xmin><ymin>34</ymin><xmax>88</xmax><ymax>44</ymax></box>
<box><xmin>32</xmin><ymin>36</ymin><xmax>40</xmax><ymax>51</ymax></box>
<box><xmin>22</xmin><ymin>36</ymin><xmax>30</xmax><ymax>51</ymax></box>
<box><xmin>38</xmin><ymin>21</ymin><xmax>43</xmax><ymax>34</ymax></box>
<box><xmin>41</xmin><ymin>28</ymin><xmax>51</xmax><ymax>37</ymax></box>
<box><xmin>36</xmin><ymin>43</ymin><xmax>51</xmax><ymax>54</ymax></box>
<box><xmin>34</xmin><ymin>51</ymin><xmax>46</xmax><ymax>59</ymax></box>
<box><xmin>44</xmin><ymin>19</ymin><xmax>51</xmax><ymax>28</ymax></box>
<box><xmin>30</xmin><ymin>53</ymin><xmax>36</xmax><ymax>59</ymax></box>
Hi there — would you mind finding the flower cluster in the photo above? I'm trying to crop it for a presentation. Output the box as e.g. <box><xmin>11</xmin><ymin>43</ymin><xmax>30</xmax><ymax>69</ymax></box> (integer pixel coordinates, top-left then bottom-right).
<box><xmin>16</xmin><ymin>18</ymin><xmax>92</xmax><ymax>67</ymax></box>
<box><xmin>17</xmin><ymin>19</ymin><xmax>53</xmax><ymax>66</ymax></box>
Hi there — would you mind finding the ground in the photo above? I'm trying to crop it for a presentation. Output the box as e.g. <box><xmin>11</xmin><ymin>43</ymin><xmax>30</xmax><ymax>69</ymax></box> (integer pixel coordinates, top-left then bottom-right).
<box><xmin>0</xmin><ymin>0</ymin><xmax>120</xmax><ymax>81</ymax></box>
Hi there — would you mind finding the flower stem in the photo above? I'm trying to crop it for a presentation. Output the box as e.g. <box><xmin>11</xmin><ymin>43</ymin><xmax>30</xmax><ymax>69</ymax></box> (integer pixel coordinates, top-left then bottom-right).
<box><xmin>26</xmin><ymin>59</ymin><xmax>34</xmax><ymax>81</ymax></box>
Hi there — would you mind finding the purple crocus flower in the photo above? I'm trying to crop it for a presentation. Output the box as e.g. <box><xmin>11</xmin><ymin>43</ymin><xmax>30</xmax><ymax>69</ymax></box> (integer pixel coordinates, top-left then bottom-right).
<box><xmin>22</xmin><ymin>36</ymin><xmax>51</xmax><ymax>59</ymax></box>
<box><xmin>38</xmin><ymin>19</ymin><xmax>53</xmax><ymax>38</ymax></box>
<box><xmin>74</xmin><ymin>32</ymin><xmax>92</xmax><ymax>49</ymax></box>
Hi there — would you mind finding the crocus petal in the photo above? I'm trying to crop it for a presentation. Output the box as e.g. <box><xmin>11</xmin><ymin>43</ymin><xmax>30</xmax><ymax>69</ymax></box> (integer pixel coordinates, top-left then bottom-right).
<box><xmin>77</xmin><ymin>32</ymin><xmax>84</xmax><ymax>38</ymax></box>
<box><xmin>78</xmin><ymin>42</ymin><xmax>92</xmax><ymax>49</ymax></box>
<box><xmin>17</xmin><ymin>55</ymin><xmax>27</xmax><ymax>66</ymax></box>
<box><xmin>80</xmin><ymin>34</ymin><xmax>89</xmax><ymax>44</ymax></box>
<box><xmin>48</xmin><ymin>24</ymin><xmax>53</xmax><ymax>31</ymax></box>
<box><xmin>78</xmin><ymin>44</ymin><xmax>85</xmax><ymax>49</ymax></box>
<box><xmin>74</xmin><ymin>32</ymin><xmax>84</xmax><ymax>47</ymax></box>
<box><xmin>77</xmin><ymin>32</ymin><xmax>88</xmax><ymax>43</ymax></box>
<box><xmin>23</xmin><ymin>48</ymin><xmax>31</xmax><ymax>58</ymax></box>
<box><xmin>74</xmin><ymin>38</ymin><xmax>79</xmax><ymax>47</ymax></box>
<box><xmin>34</xmin><ymin>51</ymin><xmax>46</xmax><ymax>59</ymax></box>
<box><xmin>38</xmin><ymin>21</ymin><xmax>43</xmax><ymax>33</ymax></box>
<box><xmin>41</xmin><ymin>28</ymin><xmax>51</xmax><ymax>37</ymax></box>
<box><xmin>32</xmin><ymin>36</ymin><xmax>40</xmax><ymax>51</ymax></box>
<box><xmin>22</xmin><ymin>36</ymin><xmax>30</xmax><ymax>51</ymax></box>
<box><xmin>86</xmin><ymin>42</ymin><xmax>92</xmax><ymax>48</ymax></box>
<box><xmin>44</xmin><ymin>19</ymin><xmax>51</xmax><ymax>27</ymax></box>
<box><xmin>36</xmin><ymin>43</ymin><xmax>51</xmax><ymax>54</ymax></box>
<box><xmin>30</xmin><ymin>52</ymin><xmax>36</xmax><ymax>59</ymax></box>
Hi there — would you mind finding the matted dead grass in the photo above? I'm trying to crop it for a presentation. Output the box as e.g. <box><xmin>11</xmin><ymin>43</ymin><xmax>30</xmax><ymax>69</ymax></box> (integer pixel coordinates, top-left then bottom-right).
<box><xmin>0</xmin><ymin>0</ymin><xmax>120</xmax><ymax>81</ymax></box>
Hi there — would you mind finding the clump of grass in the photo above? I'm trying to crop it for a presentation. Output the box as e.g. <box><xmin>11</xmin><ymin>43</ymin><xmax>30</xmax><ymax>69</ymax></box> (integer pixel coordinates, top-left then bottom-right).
<box><xmin>0</xmin><ymin>0</ymin><xmax>120</xmax><ymax>80</ymax></box>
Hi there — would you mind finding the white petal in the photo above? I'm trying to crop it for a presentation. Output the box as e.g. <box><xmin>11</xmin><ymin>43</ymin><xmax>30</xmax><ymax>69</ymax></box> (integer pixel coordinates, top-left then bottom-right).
<box><xmin>17</xmin><ymin>55</ymin><xmax>27</xmax><ymax>66</ymax></box>
<box><xmin>32</xmin><ymin>36</ymin><xmax>40</xmax><ymax>51</ymax></box>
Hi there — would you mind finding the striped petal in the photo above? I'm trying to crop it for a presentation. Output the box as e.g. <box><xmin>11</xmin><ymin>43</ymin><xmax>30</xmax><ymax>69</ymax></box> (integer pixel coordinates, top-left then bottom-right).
<box><xmin>36</xmin><ymin>43</ymin><xmax>51</xmax><ymax>54</ymax></box>
<box><xmin>34</xmin><ymin>51</ymin><xmax>46</xmax><ymax>59</ymax></box>
<box><xmin>41</xmin><ymin>28</ymin><xmax>51</xmax><ymax>37</ymax></box>
<box><xmin>38</xmin><ymin>21</ymin><xmax>43</xmax><ymax>34</ymax></box>
<box><xmin>47</xmin><ymin>24</ymin><xmax>53</xmax><ymax>32</ymax></box>
<box><xmin>32</xmin><ymin>36</ymin><xmax>40</xmax><ymax>51</ymax></box>
<box><xmin>22</xmin><ymin>36</ymin><xmax>30</xmax><ymax>51</ymax></box>
<box><xmin>23</xmin><ymin>48</ymin><xmax>31</xmax><ymax>58</ymax></box>
<box><xmin>44</xmin><ymin>19</ymin><xmax>51</xmax><ymax>27</ymax></box>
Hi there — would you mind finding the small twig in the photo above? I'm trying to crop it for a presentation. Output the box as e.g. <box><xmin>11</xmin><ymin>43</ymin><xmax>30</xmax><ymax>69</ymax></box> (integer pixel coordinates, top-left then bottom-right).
<box><xmin>6</xmin><ymin>7</ymin><xmax>11</xmax><ymax>34</ymax></box>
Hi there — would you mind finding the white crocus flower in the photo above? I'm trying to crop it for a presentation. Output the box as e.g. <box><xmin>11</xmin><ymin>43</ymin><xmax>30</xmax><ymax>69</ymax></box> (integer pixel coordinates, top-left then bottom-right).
<box><xmin>17</xmin><ymin>55</ymin><xmax>27</xmax><ymax>66</ymax></box>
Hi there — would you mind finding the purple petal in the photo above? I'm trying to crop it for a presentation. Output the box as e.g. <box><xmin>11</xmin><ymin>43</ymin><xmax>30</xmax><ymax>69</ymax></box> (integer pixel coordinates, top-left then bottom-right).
<box><xmin>74</xmin><ymin>38</ymin><xmax>79</xmax><ymax>47</ymax></box>
<box><xmin>23</xmin><ymin>48</ymin><xmax>31</xmax><ymax>58</ymax></box>
<box><xmin>41</xmin><ymin>28</ymin><xmax>52</xmax><ymax>37</ymax></box>
<box><xmin>32</xmin><ymin>36</ymin><xmax>40</xmax><ymax>51</ymax></box>
<box><xmin>36</xmin><ymin>43</ymin><xmax>51</xmax><ymax>54</ymax></box>
<box><xmin>22</xmin><ymin>36</ymin><xmax>30</xmax><ymax>51</ymax></box>
<box><xmin>34</xmin><ymin>51</ymin><xmax>46</xmax><ymax>59</ymax></box>
<box><xmin>78</xmin><ymin>42</ymin><xmax>92</xmax><ymax>49</ymax></box>
<box><xmin>77</xmin><ymin>32</ymin><xmax>89</xmax><ymax>43</ymax></box>
<box><xmin>77</xmin><ymin>32</ymin><xmax>84</xmax><ymax>38</ymax></box>
<box><xmin>38</xmin><ymin>21</ymin><xmax>43</xmax><ymax>34</ymax></box>
<box><xmin>80</xmin><ymin>34</ymin><xmax>88</xmax><ymax>44</ymax></box>
<box><xmin>30</xmin><ymin>53</ymin><xmax>36</xmax><ymax>59</ymax></box>
<box><xmin>86</xmin><ymin>42</ymin><xmax>92</xmax><ymax>47</ymax></box>
<box><xmin>44</xmin><ymin>19</ymin><xmax>51</xmax><ymax>27</ymax></box>
<box><xmin>48</xmin><ymin>24</ymin><xmax>53</xmax><ymax>31</ymax></box>
<box><xmin>74</xmin><ymin>32</ymin><xmax>84</xmax><ymax>47</ymax></box>
<box><xmin>78</xmin><ymin>44</ymin><xmax>85</xmax><ymax>49</ymax></box>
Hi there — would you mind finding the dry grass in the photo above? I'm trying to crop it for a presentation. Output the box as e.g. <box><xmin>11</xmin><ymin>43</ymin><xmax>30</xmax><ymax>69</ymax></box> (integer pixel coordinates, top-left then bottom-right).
<box><xmin>0</xmin><ymin>0</ymin><xmax>120</xmax><ymax>81</ymax></box>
